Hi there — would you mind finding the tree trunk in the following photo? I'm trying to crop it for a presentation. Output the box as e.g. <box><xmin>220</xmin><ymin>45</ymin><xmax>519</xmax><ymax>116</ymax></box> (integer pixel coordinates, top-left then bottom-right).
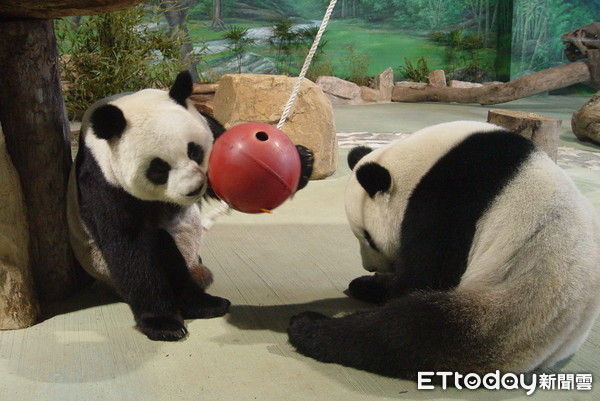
<box><xmin>211</xmin><ymin>0</ymin><xmax>225</xmax><ymax>30</ymax></box>
<box><xmin>161</xmin><ymin>0</ymin><xmax>200</xmax><ymax>82</ymax></box>
<box><xmin>488</xmin><ymin>109</ymin><xmax>561</xmax><ymax>161</ymax></box>
<box><xmin>0</xmin><ymin>19</ymin><xmax>83</xmax><ymax>301</ymax></box>
<box><xmin>392</xmin><ymin>61</ymin><xmax>592</xmax><ymax>105</ymax></box>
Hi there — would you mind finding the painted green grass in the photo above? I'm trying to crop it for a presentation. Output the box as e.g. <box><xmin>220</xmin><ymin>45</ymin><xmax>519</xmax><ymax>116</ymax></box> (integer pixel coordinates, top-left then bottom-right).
<box><xmin>188</xmin><ymin>18</ymin><xmax>496</xmax><ymax>82</ymax></box>
<box><xmin>322</xmin><ymin>19</ymin><xmax>448</xmax><ymax>78</ymax></box>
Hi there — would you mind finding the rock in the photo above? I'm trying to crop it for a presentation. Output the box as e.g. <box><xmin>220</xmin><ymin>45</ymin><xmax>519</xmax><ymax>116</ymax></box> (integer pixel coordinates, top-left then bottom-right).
<box><xmin>572</xmin><ymin>92</ymin><xmax>600</xmax><ymax>144</ymax></box>
<box><xmin>428</xmin><ymin>69</ymin><xmax>446</xmax><ymax>87</ymax></box>
<box><xmin>371</xmin><ymin>67</ymin><xmax>394</xmax><ymax>101</ymax></box>
<box><xmin>214</xmin><ymin>74</ymin><xmax>337</xmax><ymax>179</ymax></box>
<box><xmin>316</xmin><ymin>76</ymin><xmax>361</xmax><ymax>100</ymax></box>
<box><xmin>324</xmin><ymin>93</ymin><xmax>356</xmax><ymax>106</ymax></box>
<box><xmin>394</xmin><ymin>81</ymin><xmax>428</xmax><ymax>89</ymax></box>
<box><xmin>0</xmin><ymin>127</ymin><xmax>39</xmax><ymax>329</ymax></box>
<box><xmin>360</xmin><ymin>86</ymin><xmax>380</xmax><ymax>103</ymax></box>
<box><xmin>448</xmin><ymin>80</ymin><xmax>483</xmax><ymax>88</ymax></box>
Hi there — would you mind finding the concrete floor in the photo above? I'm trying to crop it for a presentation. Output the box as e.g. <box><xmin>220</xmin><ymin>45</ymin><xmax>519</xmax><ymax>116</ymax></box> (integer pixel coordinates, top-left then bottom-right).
<box><xmin>0</xmin><ymin>97</ymin><xmax>598</xmax><ymax>401</ymax></box>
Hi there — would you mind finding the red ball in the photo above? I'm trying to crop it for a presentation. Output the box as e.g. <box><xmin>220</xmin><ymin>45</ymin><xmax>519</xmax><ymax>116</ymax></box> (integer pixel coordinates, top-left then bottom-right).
<box><xmin>208</xmin><ymin>122</ymin><xmax>301</xmax><ymax>214</ymax></box>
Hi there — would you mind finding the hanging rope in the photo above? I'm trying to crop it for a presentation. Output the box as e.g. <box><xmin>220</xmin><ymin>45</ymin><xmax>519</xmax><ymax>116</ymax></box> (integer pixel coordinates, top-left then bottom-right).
<box><xmin>277</xmin><ymin>0</ymin><xmax>338</xmax><ymax>129</ymax></box>
<box><xmin>202</xmin><ymin>0</ymin><xmax>338</xmax><ymax>231</ymax></box>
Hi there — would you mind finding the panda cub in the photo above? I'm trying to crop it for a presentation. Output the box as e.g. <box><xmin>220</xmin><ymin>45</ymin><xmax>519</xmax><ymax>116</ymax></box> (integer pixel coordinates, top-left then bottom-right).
<box><xmin>288</xmin><ymin>121</ymin><xmax>600</xmax><ymax>378</ymax></box>
<box><xmin>68</xmin><ymin>71</ymin><xmax>313</xmax><ymax>341</ymax></box>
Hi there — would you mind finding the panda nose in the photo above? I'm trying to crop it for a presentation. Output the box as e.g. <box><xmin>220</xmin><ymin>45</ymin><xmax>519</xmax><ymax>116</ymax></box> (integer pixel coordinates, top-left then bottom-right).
<box><xmin>186</xmin><ymin>187</ymin><xmax>202</xmax><ymax>197</ymax></box>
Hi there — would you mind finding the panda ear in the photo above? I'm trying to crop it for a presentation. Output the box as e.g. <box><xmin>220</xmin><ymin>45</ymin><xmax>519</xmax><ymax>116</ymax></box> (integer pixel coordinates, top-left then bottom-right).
<box><xmin>90</xmin><ymin>104</ymin><xmax>126</xmax><ymax>140</ymax></box>
<box><xmin>348</xmin><ymin>146</ymin><xmax>373</xmax><ymax>170</ymax></box>
<box><xmin>356</xmin><ymin>162</ymin><xmax>391</xmax><ymax>198</ymax></box>
<box><xmin>169</xmin><ymin>70</ymin><xmax>193</xmax><ymax>107</ymax></box>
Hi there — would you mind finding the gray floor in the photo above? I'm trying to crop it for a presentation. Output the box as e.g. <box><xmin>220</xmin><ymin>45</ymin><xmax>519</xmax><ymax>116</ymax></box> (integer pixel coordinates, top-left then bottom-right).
<box><xmin>1</xmin><ymin>97</ymin><xmax>598</xmax><ymax>401</ymax></box>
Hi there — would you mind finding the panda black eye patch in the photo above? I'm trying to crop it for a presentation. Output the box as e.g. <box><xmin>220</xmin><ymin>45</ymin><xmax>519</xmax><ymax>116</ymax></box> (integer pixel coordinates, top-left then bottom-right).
<box><xmin>187</xmin><ymin>142</ymin><xmax>204</xmax><ymax>164</ymax></box>
<box><xmin>146</xmin><ymin>158</ymin><xmax>171</xmax><ymax>185</ymax></box>
<box><xmin>363</xmin><ymin>230</ymin><xmax>380</xmax><ymax>252</ymax></box>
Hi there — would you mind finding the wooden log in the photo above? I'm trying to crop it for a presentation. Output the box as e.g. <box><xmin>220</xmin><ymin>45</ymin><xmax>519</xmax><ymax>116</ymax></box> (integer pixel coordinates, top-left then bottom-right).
<box><xmin>0</xmin><ymin>130</ymin><xmax>39</xmax><ymax>329</ymax></box>
<box><xmin>487</xmin><ymin>109</ymin><xmax>561</xmax><ymax>161</ymax></box>
<box><xmin>0</xmin><ymin>19</ymin><xmax>83</xmax><ymax>301</ymax></box>
<box><xmin>192</xmin><ymin>83</ymin><xmax>219</xmax><ymax>94</ymax></box>
<box><xmin>572</xmin><ymin>91</ymin><xmax>600</xmax><ymax>145</ymax></box>
<box><xmin>392</xmin><ymin>61</ymin><xmax>592</xmax><ymax>105</ymax></box>
<box><xmin>0</xmin><ymin>0</ymin><xmax>143</xmax><ymax>19</ymax></box>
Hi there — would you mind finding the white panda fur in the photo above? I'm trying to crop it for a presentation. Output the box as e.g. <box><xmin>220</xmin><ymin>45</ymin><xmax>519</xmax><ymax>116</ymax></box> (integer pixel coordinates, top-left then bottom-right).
<box><xmin>288</xmin><ymin>121</ymin><xmax>600</xmax><ymax>377</ymax></box>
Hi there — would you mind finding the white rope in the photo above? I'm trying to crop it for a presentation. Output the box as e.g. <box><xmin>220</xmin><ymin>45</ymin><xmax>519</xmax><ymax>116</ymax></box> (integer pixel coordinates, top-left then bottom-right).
<box><xmin>277</xmin><ymin>0</ymin><xmax>338</xmax><ymax>129</ymax></box>
<box><xmin>202</xmin><ymin>0</ymin><xmax>337</xmax><ymax>231</ymax></box>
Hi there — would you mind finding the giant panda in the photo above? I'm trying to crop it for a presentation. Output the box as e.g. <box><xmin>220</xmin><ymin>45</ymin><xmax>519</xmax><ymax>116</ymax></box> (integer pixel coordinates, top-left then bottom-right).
<box><xmin>288</xmin><ymin>121</ymin><xmax>600</xmax><ymax>378</ymax></box>
<box><xmin>68</xmin><ymin>71</ymin><xmax>314</xmax><ymax>341</ymax></box>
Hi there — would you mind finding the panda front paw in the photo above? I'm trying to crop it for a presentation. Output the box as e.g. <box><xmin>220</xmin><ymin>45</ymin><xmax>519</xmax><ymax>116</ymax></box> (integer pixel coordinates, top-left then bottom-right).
<box><xmin>180</xmin><ymin>292</ymin><xmax>231</xmax><ymax>319</ymax></box>
<box><xmin>346</xmin><ymin>274</ymin><xmax>391</xmax><ymax>304</ymax></box>
<box><xmin>137</xmin><ymin>314</ymin><xmax>188</xmax><ymax>341</ymax></box>
<box><xmin>287</xmin><ymin>311</ymin><xmax>333</xmax><ymax>362</ymax></box>
<box><xmin>296</xmin><ymin>145</ymin><xmax>314</xmax><ymax>191</ymax></box>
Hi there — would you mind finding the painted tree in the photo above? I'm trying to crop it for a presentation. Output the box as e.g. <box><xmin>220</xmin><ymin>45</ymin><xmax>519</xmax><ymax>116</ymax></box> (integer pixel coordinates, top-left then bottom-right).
<box><xmin>160</xmin><ymin>0</ymin><xmax>200</xmax><ymax>81</ymax></box>
<box><xmin>212</xmin><ymin>0</ymin><xmax>225</xmax><ymax>30</ymax></box>
<box><xmin>223</xmin><ymin>26</ymin><xmax>254</xmax><ymax>73</ymax></box>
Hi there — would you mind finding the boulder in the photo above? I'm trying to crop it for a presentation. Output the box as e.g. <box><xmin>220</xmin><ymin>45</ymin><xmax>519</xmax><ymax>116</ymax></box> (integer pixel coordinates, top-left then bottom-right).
<box><xmin>572</xmin><ymin>92</ymin><xmax>600</xmax><ymax>144</ymax></box>
<box><xmin>428</xmin><ymin>69</ymin><xmax>446</xmax><ymax>87</ymax></box>
<box><xmin>0</xmin><ymin>127</ymin><xmax>39</xmax><ymax>329</ymax></box>
<box><xmin>213</xmin><ymin>74</ymin><xmax>337</xmax><ymax>179</ymax></box>
<box><xmin>448</xmin><ymin>80</ymin><xmax>483</xmax><ymax>88</ymax></box>
<box><xmin>316</xmin><ymin>76</ymin><xmax>361</xmax><ymax>100</ymax></box>
<box><xmin>360</xmin><ymin>86</ymin><xmax>380</xmax><ymax>103</ymax></box>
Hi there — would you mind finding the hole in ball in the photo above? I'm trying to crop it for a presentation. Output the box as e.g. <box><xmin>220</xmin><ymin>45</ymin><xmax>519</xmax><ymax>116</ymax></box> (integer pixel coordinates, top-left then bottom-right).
<box><xmin>256</xmin><ymin>132</ymin><xmax>269</xmax><ymax>141</ymax></box>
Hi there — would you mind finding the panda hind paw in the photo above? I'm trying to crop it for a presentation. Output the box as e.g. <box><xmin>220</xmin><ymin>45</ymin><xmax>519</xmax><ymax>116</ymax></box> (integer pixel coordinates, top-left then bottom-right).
<box><xmin>287</xmin><ymin>311</ymin><xmax>333</xmax><ymax>362</ymax></box>
<box><xmin>137</xmin><ymin>315</ymin><xmax>188</xmax><ymax>341</ymax></box>
<box><xmin>180</xmin><ymin>293</ymin><xmax>231</xmax><ymax>319</ymax></box>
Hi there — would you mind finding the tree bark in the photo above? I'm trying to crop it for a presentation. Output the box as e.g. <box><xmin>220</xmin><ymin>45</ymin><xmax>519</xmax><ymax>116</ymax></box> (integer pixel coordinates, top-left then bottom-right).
<box><xmin>0</xmin><ymin>19</ymin><xmax>83</xmax><ymax>301</ymax></box>
<box><xmin>392</xmin><ymin>61</ymin><xmax>592</xmax><ymax>105</ymax></box>
<box><xmin>487</xmin><ymin>109</ymin><xmax>561</xmax><ymax>161</ymax></box>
